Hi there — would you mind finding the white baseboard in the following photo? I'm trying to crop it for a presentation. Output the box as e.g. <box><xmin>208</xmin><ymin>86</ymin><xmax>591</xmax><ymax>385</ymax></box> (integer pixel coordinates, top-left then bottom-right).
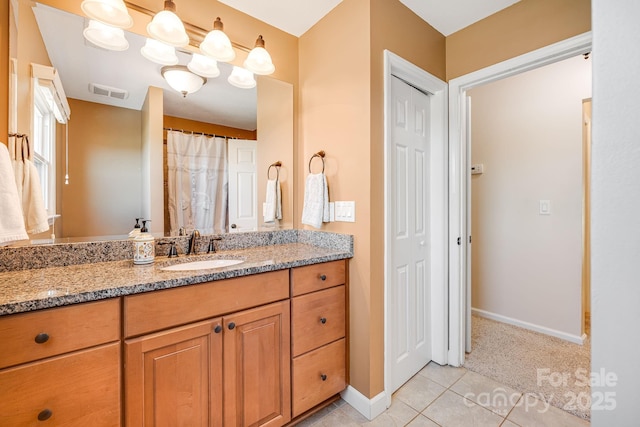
<box><xmin>340</xmin><ymin>386</ymin><xmax>387</xmax><ymax>421</ymax></box>
<box><xmin>472</xmin><ymin>308</ymin><xmax>587</xmax><ymax>345</ymax></box>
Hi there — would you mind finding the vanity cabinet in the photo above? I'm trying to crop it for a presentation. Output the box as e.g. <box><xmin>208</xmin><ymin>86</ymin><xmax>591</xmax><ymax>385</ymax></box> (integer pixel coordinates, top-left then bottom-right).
<box><xmin>0</xmin><ymin>299</ymin><xmax>121</xmax><ymax>426</ymax></box>
<box><xmin>290</xmin><ymin>260</ymin><xmax>347</xmax><ymax>417</ymax></box>
<box><xmin>124</xmin><ymin>270</ymin><xmax>291</xmax><ymax>427</ymax></box>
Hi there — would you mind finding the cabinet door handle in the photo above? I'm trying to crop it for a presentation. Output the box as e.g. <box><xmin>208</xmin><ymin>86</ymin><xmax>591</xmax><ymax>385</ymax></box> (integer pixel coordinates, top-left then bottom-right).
<box><xmin>214</xmin><ymin>325</ymin><xmax>222</xmax><ymax>333</ymax></box>
<box><xmin>34</xmin><ymin>333</ymin><xmax>49</xmax><ymax>344</ymax></box>
<box><xmin>228</xmin><ymin>322</ymin><xmax>236</xmax><ymax>330</ymax></box>
<box><xmin>320</xmin><ymin>374</ymin><xmax>327</xmax><ymax>381</ymax></box>
<box><xmin>320</xmin><ymin>274</ymin><xmax>327</xmax><ymax>281</ymax></box>
<box><xmin>38</xmin><ymin>409</ymin><xmax>52</xmax><ymax>421</ymax></box>
<box><xmin>320</xmin><ymin>317</ymin><xmax>327</xmax><ymax>324</ymax></box>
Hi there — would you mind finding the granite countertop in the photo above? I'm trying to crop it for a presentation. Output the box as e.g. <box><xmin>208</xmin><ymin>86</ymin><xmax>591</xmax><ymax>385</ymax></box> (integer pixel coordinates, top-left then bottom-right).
<box><xmin>0</xmin><ymin>242</ymin><xmax>351</xmax><ymax>316</ymax></box>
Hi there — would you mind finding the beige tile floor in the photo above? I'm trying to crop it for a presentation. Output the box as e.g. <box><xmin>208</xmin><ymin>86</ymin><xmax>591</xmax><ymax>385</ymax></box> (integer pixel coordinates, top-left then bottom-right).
<box><xmin>296</xmin><ymin>362</ymin><xmax>590</xmax><ymax>426</ymax></box>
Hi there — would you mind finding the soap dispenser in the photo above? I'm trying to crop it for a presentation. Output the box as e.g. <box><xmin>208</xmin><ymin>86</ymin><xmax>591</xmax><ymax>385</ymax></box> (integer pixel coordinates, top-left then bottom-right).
<box><xmin>128</xmin><ymin>218</ymin><xmax>142</xmax><ymax>239</ymax></box>
<box><xmin>133</xmin><ymin>220</ymin><xmax>155</xmax><ymax>265</ymax></box>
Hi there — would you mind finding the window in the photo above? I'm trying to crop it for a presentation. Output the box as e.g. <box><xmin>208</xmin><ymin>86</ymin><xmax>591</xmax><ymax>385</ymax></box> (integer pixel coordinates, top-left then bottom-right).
<box><xmin>32</xmin><ymin>83</ymin><xmax>56</xmax><ymax>214</ymax></box>
<box><xmin>30</xmin><ymin>64</ymin><xmax>71</xmax><ymax>217</ymax></box>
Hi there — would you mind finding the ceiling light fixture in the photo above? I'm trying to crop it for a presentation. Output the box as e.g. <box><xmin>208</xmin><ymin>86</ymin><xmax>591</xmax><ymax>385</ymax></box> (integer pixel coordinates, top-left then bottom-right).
<box><xmin>83</xmin><ymin>19</ymin><xmax>129</xmax><ymax>51</ymax></box>
<box><xmin>161</xmin><ymin>65</ymin><xmax>206</xmax><ymax>97</ymax></box>
<box><xmin>227</xmin><ymin>66</ymin><xmax>256</xmax><ymax>89</ymax></box>
<box><xmin>244</xmin><ymin>35</ymin><xmax>275</xmax><ymax>75</ymax></box>
<box><xmin>147</xmin><ymin>0</ymin><xmax>189</xmax><ymax>47</ymax></box>
<box><xmin>80</xmin><ymin>0</ymin><xmax>133</xmax><ymax>28</ymax></box>
<box><xmin>200</xmin><ymin>17</ymin><xmax>235</xmax><ymax>62</ymax></box>
<box><xmin>187</xmin><ymin>53</ymin><xmax>220</xmax><ymax>78</ymax></box>
<box><xmin>141</xmin><ymin>38</ymin><xmax>179</xmax><ymax>65</ymax></box>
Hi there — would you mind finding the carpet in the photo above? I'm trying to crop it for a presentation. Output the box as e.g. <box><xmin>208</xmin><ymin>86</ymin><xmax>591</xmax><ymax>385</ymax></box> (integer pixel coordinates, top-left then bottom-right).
<box><xmin>463</xmin><ymin>314</ymin><xmax>591</xmax><ymax>420</ymax></box>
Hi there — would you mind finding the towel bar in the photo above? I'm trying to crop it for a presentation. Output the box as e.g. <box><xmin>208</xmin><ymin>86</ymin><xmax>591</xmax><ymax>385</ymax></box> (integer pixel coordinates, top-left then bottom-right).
<box><xmin>308</xmin><ymin>150</ymin><xmax>325</xmax><ymax>174</ymax></box>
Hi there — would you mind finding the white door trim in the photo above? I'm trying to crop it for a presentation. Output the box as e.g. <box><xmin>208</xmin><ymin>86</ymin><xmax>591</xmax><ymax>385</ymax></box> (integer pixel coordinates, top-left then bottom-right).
<box><xmin>447</xmin><ymin>32</ymin><xmax>593</xmax><ymax>366</ymax></box>
<box><xmin>382</xmin><ymin>50</ymin><xmax>448</xmax><ymax>410</ymax></box>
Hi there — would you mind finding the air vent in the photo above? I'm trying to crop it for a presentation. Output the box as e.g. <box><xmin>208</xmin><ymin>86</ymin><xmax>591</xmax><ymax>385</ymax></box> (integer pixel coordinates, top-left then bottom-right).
<box><xmin>88</xmin><ymin>83</ymin><xmax>129</xmax><ymax>100</ymax></box>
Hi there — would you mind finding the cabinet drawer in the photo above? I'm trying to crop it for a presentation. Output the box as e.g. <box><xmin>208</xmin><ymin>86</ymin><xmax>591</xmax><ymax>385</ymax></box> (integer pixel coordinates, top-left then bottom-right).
<box><xmin>124</xmin><ymin>269</ymin><xmax>289</xmax><ymax>337</ymax></box>
<box><xmin>0</xmin><ymin>298</ymin><xmax>120</xmax><ymax>369</ymax></box>
<box><xmin>292</xmin><ymin>285</ymin><xmax>345</xmax><ymax>357</ymax></box>
<box><xmin>292</xmin><ymin>338</ymin><xmax>346</xmax><ymax>417</ymax></box>
<box><xmin>0</xmin><ymin>342</ymin><xmax>121</xmax><ymax>426</ymax></box>
<box><xmin>291</xmin><ymin>260</ymin><xmax>346</xmax><ymax>296</ymax></box>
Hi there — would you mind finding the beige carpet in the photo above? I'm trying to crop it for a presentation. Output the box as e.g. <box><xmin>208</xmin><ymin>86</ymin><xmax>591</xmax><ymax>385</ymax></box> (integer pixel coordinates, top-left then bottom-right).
<box><xmin>463</xmin><ymin>314</ymin><xmax>591</xmax><ymax>420</ymax></box>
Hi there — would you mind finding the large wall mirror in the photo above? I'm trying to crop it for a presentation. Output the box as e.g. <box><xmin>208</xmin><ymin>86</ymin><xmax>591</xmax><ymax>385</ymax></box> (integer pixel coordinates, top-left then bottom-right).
<box><xmin>9</xmin><ymin>0</ymin><xmax>294</xmax><ymax>244</ymax></box>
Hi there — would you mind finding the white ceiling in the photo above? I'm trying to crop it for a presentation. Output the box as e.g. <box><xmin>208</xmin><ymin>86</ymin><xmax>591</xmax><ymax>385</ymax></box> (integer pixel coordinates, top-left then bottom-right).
<box><xmin>219</xmin><ymin>0</ymin><xmax>521</xmax><ymax>37</ymax></box>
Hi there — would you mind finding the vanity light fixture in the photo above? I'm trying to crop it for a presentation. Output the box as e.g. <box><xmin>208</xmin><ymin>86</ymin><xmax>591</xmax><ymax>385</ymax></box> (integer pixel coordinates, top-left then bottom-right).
<box><xmin>147</xmin><ymin>0</ymin><xmax>189</xmax><ymax>47</ymax></box>
<box><xmin>187</xmin><ymin>53</ymin><xmax>220</xmax><ymax>78</ymax></box>
<box><xmin>141</xmin><ymin>38</ymin><xmax>179</xmax><ymax>65</ymax></box>
<box><xmin>81</xmin><ymin>0</ymin><xmax>133</xmax><ymax>29</ymax></box>
<box><xmin>227</xmin><ymin>66</ymin><xmax>256</xmax><ymax>89</ymax></box>
<box><xmin>200</xmin><ymin>17</ymin><xmax>235</xmax><ymax>62</ymax></box>
<box><xmin>161</xmin><ymin>65</ymin><xmax>206</xmax><ymax>97</ymax></box>
<box><xmin>244</xmin><ymin>35</ymin><xmax>275</xmax><ymax>75</ymax></box>
<box><xmin>83</xmin><ymin>19</ymin><xmax>129</xmax><ymax>51</ymax></box>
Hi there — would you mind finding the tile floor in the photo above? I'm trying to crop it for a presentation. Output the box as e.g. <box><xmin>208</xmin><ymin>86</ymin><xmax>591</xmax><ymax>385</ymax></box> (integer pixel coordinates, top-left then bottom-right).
<box><xmin>296</xmin><ymin>362</ymin><xmax>590</xmax><ymax>426</ymax></box>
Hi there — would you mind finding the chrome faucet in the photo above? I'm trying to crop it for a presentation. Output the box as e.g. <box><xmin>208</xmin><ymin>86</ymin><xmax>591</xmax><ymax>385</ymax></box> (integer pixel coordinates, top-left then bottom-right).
<box><xmin>187</xmin><ymin>229</ymin><xmax>200</xmax><ymax>255</ymax></box>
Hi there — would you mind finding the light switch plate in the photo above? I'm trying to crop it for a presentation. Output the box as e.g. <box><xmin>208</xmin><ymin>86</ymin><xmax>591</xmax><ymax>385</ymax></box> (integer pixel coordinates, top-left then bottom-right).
<box><xmin>334</xmin><ymin>201</ymin><xmax>355</xmax><ymax>222</ymax></box>
<box><xmin>539</xmin><ymin>200</ymin><xmax>551</xmax><ymax>215</ymax></box>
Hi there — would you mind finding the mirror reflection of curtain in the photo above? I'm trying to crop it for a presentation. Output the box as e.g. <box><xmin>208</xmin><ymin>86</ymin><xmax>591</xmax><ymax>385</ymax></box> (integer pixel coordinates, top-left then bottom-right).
<box><xmin>167</xmin><ymin>131</ymin><xmax>228</xmax><ymax>235</ymax></box>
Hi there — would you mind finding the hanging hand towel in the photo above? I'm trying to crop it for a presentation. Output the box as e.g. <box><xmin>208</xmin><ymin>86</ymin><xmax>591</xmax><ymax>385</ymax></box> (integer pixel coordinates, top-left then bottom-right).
<box><xmin>21</xmin><ymin>159</ymin><xmax>50</xmax><ymax>234</ymax></box>
<box><xmin>263</xmin><ymin>179</ymin><xmax>283</xmax><ymax>223</ymax></box>
<box><xmin>301</xmin><ymin>173</ymin><xmax>329</xmax><ymax>229</ymax></box>
<box><xmin>0</xmin><ymin>143</ymin><xmax>28</xmax><ymax>245</ymax></box>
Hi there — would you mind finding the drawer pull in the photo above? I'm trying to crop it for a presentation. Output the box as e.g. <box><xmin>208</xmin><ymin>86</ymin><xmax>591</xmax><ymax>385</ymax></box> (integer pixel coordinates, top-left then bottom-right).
<box><xmin>320</xmin><ymin>317</ymin><xmax>327</xmax><ymax>324</ymax></box>
<box><xmin>34</xmin><ymin>333</ymin><xmax>50</xmax><ymax>344</ymax></box>
<box><xmin>38</xmin><ymin>409</ymin><xmax>52</xmax><ymax>421</ymax></box>
<box><xmin>320</xmin><ymin>374</ymin><xmax>327</xmax><ymax>381</ymax></box>
<box><xmin>228</xmin><ymin>322</ymin><xmax>236</xmax><ymax>330</ymax></box>
<box><xmin>214</xmin><ymin>325</ymin><xmax>222</xmax><ymax>333</ymax></box>
<box><xmin>320</xmin><ymin>274</ymin><xmax>327</xmax><ymax>281</ymax></box>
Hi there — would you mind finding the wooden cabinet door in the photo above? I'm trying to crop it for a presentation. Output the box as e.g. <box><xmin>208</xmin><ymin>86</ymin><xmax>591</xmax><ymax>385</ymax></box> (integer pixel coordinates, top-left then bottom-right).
<box><xmin>125</xmin><ymin>318</ymin><xmax>223</xmax><ymax>427</ymax></box>
<box><xmin>223</xmin><ymin>300</ymin><xmax>291</xmax><ymax>427</ymax></box>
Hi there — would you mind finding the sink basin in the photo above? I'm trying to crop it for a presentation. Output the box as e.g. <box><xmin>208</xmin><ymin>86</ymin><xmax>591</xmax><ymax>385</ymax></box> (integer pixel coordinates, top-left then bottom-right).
<box><xmin>160</xmin><ymin>259</ymin><xmax>244</xmax><ymax>271</ymax></box>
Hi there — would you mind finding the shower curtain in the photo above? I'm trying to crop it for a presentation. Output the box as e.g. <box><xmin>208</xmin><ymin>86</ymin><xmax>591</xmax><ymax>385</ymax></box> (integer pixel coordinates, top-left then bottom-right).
<box><xmin>167</xmin><ymin>130</ymin><xmax>228</xmax><ymax>235</ymax></box>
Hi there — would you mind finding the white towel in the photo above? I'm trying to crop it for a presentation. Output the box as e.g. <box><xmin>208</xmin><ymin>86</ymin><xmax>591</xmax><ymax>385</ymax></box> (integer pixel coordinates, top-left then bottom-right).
<box><xmin>301</xmin><ymin>173</ymin><xmax>329</xmax><ymax>229</ymax></box>
<box><xmin>21</xmin><ymin>159</ymin><xmax>50</xmax><ymax>234</ymax></box>
<box><xmin>263</xmin><ymin>179</ymin><xmax>282</xmax><ymax>223</ymax></box>
<box><xmin>0</xmin><ymin>143</ymin><xmax>28</xmax><ymax>245</ymax></box>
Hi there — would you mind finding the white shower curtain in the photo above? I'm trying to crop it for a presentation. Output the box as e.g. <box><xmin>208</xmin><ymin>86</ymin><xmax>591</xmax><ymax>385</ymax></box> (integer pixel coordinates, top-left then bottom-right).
<box><xmin>167</xmin><ymin>131</ymin><xmax>228</xmax><ymax>235</ymax></box>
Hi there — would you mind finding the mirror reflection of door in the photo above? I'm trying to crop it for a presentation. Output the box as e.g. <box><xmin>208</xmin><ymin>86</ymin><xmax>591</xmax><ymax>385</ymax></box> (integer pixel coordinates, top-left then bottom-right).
<box><xmin>228</xmin><ymin>140</ymin><xmax>258</xmax><ymax>233</ymax></box>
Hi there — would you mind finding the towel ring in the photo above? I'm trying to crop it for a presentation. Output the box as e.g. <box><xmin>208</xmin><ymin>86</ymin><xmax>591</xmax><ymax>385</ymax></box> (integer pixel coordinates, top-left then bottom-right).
<box><xmin>308</xmin><ymin>150</ymin><xmax>325</xmax><ymax>174</ymax></box>
<box><xmin>267</xmin><ymin>161</ymin><xmax>281</xmax><ymax>180</ymax></box>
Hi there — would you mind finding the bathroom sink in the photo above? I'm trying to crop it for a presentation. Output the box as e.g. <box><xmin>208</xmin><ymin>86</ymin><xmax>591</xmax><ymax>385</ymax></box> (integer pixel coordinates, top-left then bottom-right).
<box><xmin>160</xmin><ymin>259</ymin><xmax>245</xmax><ymax>271</ymax></box>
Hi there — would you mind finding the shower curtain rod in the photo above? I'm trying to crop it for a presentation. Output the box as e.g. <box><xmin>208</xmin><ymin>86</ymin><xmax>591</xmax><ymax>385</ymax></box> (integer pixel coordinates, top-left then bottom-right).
<box><xmin>164</xmin><ymin>127</ymin><xmax>239</xmax><ymax>139</ymax></box>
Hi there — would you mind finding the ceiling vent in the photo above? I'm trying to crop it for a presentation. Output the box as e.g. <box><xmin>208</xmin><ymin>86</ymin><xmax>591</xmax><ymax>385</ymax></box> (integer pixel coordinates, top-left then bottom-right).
<box><xmin>88</xmin><ymin>83</ymin><xmax>129</xmax><ymax>100</ymax></box>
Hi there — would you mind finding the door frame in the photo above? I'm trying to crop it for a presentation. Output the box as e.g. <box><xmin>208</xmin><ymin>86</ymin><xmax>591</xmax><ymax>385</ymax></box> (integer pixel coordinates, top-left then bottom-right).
<box><xmin>447</xmin><ymin>32</ymin><xmax>593</xmax><ymax>366</ymax></box>
<box><xmin>383</xmin><ymin>50</ymin><xmax>448</xmax><ymax>408</ymax></box>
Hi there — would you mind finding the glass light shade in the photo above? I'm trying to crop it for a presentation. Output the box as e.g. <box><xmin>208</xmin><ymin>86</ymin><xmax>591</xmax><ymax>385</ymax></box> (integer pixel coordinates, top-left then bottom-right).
<box><xmin>81</xmin><ymin>0</ymin><xmax>132</xmax><ymax>28</ymax></box>
<box><xmin>147</xmin><ymin>9</ymin><xmax>189</xmax><ymax>47</ymax></box>
<box><xmin>227</xmin><ymin>66</ymin><xmax>256</xmax><ymax>89</ymax></box>
<box><xmin>140</xmin><ymin>38</ymin><xmax>178</xmax><ymax>65</ymax></box>
<box><xmin>243</xmin><ymin>36</ymin><xmax>275</xmax><ymax>75</ymax></box>
<box><xmin>83</xmin><ymin>19</ymin><xmax>129</xmax><ymax>51</ymax></box>
<box><xmin>187</xmin><ymin>54</ymin><xmax>220</xmax><ymax>78</ymax></box>
<box><xmin>200</xmin><ymin>18</ymin><xmax>235</xmax><ymax>62</ymax></box>
<box><xmin>162</xmin><ymin>66</ymin><xmax>206</xmax><ymax>97</ymax></box>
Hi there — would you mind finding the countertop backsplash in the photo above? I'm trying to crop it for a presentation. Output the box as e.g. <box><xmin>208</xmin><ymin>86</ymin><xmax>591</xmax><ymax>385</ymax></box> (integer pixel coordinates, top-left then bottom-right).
<box><xmin>0</xmin><ymin>230</ymin><xmax>353</xmax><ymax>273</ymax></box>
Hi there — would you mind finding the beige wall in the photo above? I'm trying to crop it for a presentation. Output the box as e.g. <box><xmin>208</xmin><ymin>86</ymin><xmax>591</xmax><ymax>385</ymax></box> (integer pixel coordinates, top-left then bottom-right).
<box><xmin>446</xmin><ymin>0</ymin><xmax>591</xmax><ymax>80</ymax></box>
<box><xmin>469</xmin><ymin>55</ymin><xmax>591</xmax><ymax>339</ymax></box>
<box><xmin>141</xmin><ymin>86</ymin><xmax>163</xmax><ymax>234</ymax></box>
<box><xmin>1</xmin><ymin>1</ymin><xmax>8</xmax><ymax>142</ymax></box>
<box><xmin>299</xmin><ymin>0</ymin><xmax>445</xmax><ymax>398</ymax></box>
<box><xmin>63</xmin><ymin>99</ymin><xmax>142</xmax><ymax>237</ymax></box>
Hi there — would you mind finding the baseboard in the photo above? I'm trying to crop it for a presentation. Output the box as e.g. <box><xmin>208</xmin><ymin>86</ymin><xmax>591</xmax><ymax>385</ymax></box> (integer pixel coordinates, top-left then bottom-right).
<box><xmin>472</xmin><ymin>308</ymin><xmax>587</xmax><ymax>345</ymax></box>
<box><xmin>340</xmin><ymin>386</ymin><xmax>387</xmax><ymax>421</ymax></box>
